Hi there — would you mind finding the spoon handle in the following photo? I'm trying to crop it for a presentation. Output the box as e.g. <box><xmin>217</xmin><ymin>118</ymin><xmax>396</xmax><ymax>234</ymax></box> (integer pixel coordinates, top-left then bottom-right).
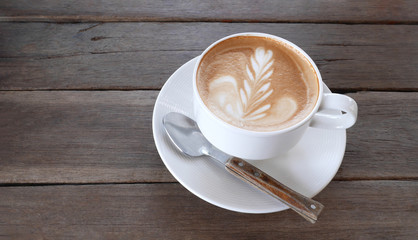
<box><xmin>225</xmin><ymin>157</ymin><xmax>324</xmax><ymax>223</ymax></box>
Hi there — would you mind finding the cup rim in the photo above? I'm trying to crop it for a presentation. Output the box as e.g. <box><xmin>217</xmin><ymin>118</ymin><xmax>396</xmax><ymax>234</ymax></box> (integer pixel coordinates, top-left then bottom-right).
<box><xmin>193</xmin><ymin>32</ymin><xmax>324</xmax><ymax>136</ymax></box>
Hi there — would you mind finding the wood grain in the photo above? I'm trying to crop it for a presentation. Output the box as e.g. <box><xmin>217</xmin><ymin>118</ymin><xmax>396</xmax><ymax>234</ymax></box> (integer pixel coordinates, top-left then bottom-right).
<box><xmin>1</xmin><ymin>23</ymin><xmax>417</xmax><ymax>90</ymax></box>
<box><xmin>0</xmin><ymin>0</ymin><xmax>417</xmax><ymax>23</ymax></box>
<box><xmin>0</xmin><ymin>181</ymin><xmax>416</xmax><ymax>239</ymax></box>
<box><xmin>343</xmin><ymin>91</ymin><xmax>418</xmax><ymax>180</ymax></box>
<box><xmin>0</xmin><ymin>1</ymin><xmax>416</xmax><ymax>238</ymax></box>
<box><xmin>0</xmin><ymin>91</ymin><xmax>416</xmax><ymax>184</ymax></box>
<box><xmin>0</xmin><ymin>91</ymin><xmax>175</xmax><ymax>184</ymax></box>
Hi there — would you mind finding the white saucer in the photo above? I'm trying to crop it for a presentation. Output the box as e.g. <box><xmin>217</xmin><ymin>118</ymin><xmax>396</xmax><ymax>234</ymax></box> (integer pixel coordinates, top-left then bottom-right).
<box><xmin>152</xmin><ymin>57</ymin><xmax>346</xmax><ymax>214</ymax></box>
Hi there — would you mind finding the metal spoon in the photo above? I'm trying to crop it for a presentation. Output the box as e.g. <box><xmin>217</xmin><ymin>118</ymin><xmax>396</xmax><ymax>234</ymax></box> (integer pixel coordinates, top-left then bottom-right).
<box><xmin>163</xmin><ymin>112</ymin><xmax>324</xmax><ymax>223</ymax></box>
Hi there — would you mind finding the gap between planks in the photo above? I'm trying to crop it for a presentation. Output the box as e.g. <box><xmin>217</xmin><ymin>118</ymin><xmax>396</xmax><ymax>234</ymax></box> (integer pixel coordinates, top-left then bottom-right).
<box><xmin>1</xmin><ymin>17</ymin><xmax>418</xmax><ymax>25</ymax></box>
<box><xmin>0</xmin><ymin>89</ymin><xmax>417</xmax><ymax>93</ymax></box>
<box><xmin>1</xmin><ymin>18</ymin><xmax>418</xmax><ymax>25</ymax></box>
<box><xmin>1</xmin><ymin>178</ymin><xmax>417</xmax><ymax>188</ymax></box>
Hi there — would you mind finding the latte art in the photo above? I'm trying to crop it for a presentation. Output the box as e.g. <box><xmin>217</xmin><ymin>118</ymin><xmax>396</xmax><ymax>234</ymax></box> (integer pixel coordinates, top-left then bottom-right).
<box><xmin>197</xmin><ymin>36</ymin><xmax>319</xmax><ymax>131</ymax></box>
<box><xmin>210</xmin><ymin>47</ymin><xmax>290</xmax><ymax>123</ymax></box>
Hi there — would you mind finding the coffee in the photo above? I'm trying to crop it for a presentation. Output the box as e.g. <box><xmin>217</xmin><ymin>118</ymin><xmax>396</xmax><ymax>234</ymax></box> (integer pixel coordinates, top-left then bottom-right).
<box><xmin>196</xmin><ymin>36</ymin><xmax>319</xmax><ymax>132</ymax></box>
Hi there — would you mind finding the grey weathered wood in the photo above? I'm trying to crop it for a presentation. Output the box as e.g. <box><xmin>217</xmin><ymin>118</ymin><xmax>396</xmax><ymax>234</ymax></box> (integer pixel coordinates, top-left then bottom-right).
<box><xmin>0</xmin><ymin>1</ymin><xmax>416</xmax><ymax>238</ymax></box>
<box><xmin>0</xmin><ymin>91</ymin><xmax>175</xmax><ymax>183</ymax></box>
<box><xmin>0</xmin><ymin>91</ymin><xmax>416</xmax><ymax>184</ymax></box>
<box><xmin>0</xmin><ymin>50</ymin><xmax>200</xmax><ymax>90</ymax></box>
<box><xmin>0</xmin><ymin>181</ymin><xmax>416</xmax><ymax>239</ymax></box>
<box><xmin>0</xmin><ymin>0</ymin><xmax>417</xmax><ymax>23</ymax></box>
<box><xmin>1</xmin><ymin>23</ymin><xmax>417</xmax><ymax>90</ymax></box>
<box><xmin>343</xmin><ymin>91</ymin><xmax>418</xmax><ymax>180</ymax></box>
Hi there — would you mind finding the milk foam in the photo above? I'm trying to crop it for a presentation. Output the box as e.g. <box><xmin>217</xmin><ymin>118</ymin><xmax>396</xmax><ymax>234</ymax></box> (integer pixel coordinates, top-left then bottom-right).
<box><xmin>197</xmin><ymin>36</ymin><xmax>319</xmax><ymax>131</ymax></box>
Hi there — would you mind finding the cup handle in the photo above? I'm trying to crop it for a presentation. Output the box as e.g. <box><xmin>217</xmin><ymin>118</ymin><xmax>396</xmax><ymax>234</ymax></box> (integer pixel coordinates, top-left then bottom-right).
<box><xmin>310</xmin><ymin>93</ymin><xmax>358</xmax><ymax>129</ymax></box>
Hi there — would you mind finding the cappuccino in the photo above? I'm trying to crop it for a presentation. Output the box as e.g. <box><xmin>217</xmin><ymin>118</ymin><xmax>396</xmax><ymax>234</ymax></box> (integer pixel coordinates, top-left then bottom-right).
<box><xmin>196</xmin><ymin>36</ymin><xmax>319</xmax><ymax>132</ymax></box>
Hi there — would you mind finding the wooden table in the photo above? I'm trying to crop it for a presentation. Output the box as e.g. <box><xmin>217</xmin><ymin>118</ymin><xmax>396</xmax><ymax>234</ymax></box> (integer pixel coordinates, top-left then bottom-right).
<box><xmin>1</xmin><ymin>1</ymin><xmax>417</xmax><ymax>239</ymax></box>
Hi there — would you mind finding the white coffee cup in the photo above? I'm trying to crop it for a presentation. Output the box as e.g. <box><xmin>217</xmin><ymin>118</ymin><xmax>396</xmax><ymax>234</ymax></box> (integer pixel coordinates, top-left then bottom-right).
<box><xmin>193</xmin><ymin>32</ymin><xmax>357</xmax><ymax>160</ymax></box>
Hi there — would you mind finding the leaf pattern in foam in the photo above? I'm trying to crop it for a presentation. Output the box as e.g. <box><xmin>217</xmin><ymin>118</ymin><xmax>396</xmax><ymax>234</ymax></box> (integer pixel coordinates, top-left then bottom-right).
<box><xmin>241</xmin><ymin>47</ymin><xmax>274</xmax><ymax>119</ymax></box>
<box><xmin>209</xmin><ymin>47</ymin><xmax>275</xmax><ymax>123</ymax></box>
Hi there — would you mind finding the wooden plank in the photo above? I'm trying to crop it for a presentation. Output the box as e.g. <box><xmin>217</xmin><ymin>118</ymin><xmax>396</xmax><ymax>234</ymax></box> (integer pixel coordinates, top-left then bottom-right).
<box><xmin>0</xmin><ymin>91</ymin><xmax>175</xmax><ymax>183</ymax></box>
<box><xmin>0</xmin><ymin>0</ymin><xmax>417</xmax><ymax>23</ymax></box>
<box><xmin>0</xmin><ymin>51</ymin><xmax>200</xmax><ymax>90</ymax></box>
<box><xmin>0</xmin><ymin>91</ymin><xmax>416</xmax><ymax>184</ymax></box>
<box><xmin>0</xmin><ymin>181</ymin><xmax>416</xmax><ymax>239</ymax></box>
<box><xmin>1</xmin><ymin>23</ymin><xmax>417</xmax><ymax>90</ymax></box>
<box><xmin>343</xmin><ymin>92</ymin><xmax>418</xmax><ymax>180</ymax></box>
